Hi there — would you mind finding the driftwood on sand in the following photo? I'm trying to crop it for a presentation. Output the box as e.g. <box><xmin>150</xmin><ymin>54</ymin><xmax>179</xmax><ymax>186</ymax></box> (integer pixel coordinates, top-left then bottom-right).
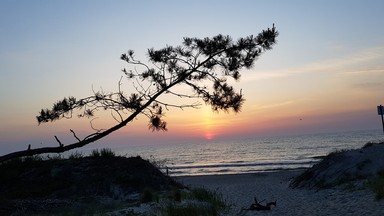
<box><xmin>242</xmin><ymin>197</ymin><xmax>277</xmax><ymax>211</ymax></box>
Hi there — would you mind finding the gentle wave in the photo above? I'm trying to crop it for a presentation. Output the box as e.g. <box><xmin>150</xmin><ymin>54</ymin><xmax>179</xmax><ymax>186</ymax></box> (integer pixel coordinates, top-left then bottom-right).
<box><xmin>169</xmin><ymin>161</ymin><xmax>318</xmax><ymax>170</ymax></box>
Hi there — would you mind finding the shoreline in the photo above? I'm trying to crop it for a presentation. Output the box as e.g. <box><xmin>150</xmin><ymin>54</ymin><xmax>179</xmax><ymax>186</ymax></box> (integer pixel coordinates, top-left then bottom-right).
<box><xmin>166</xmin><ymin>160</ymin><xmax>319</xmax><ymax>177</ymax></box>
<box><xmin>177</xmin><ymin>169</ymin><xmax>383</xmax><ymax>216</ymax></box>
<box><xmin>172</xmin><ymin>167</ymin><xmax>307</xmax><ymax>178</ymax></box>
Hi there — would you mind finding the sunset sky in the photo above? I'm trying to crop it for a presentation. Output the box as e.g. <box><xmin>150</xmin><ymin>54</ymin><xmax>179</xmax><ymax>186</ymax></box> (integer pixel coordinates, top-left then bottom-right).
<box><xmin>1</xmin><ymin>1</ymin><xmax>384</xmax><ymax>154</ymax></box>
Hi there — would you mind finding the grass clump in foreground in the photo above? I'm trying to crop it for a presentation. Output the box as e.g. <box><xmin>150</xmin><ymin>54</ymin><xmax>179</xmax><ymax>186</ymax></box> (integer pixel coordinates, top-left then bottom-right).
<box><xmin>369</xmin><ymin>169</ymin><xmax>384</xmax><ymax>200</ymax></box>
<box><xmin>189</xmin><ymin>188</ymin><xmax>226</xmax><ymax>210</ymax></box>
<box><xmin>162</xmin><ymin>188</ymin><xmax>227</xmax><ymax>216</ymax></box>
<box><xmin>89</xmin><ymin>148</ymin><xmax>116</xmax><ymax>157</ymax></box>
<box><xmin>104</xmin><ymin>187</ymin><xmax>227</xmax><ymax>216</ymax></box>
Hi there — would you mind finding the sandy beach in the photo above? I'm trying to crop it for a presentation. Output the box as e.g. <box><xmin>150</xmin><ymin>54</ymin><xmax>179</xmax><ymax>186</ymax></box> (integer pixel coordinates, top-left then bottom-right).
<box><xmin>177</xmin><ymin>170</ymin><xmax>384</xmax><ymax>216</ymax></box>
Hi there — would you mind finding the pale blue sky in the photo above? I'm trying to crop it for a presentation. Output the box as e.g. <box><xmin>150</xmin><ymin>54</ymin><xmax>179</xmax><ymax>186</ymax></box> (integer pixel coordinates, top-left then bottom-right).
<box><xmin>1</xmin><ymin>1</ymin><xmax>384</xmax><ymax>154</ymax></box>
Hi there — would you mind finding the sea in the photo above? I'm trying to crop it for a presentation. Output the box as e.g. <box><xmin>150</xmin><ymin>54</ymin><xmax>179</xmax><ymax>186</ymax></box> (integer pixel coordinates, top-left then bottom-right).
<box><xmin>113</xmin><ymin>129</ymin><xmax>384</xmax><ymax>176</ymax></box>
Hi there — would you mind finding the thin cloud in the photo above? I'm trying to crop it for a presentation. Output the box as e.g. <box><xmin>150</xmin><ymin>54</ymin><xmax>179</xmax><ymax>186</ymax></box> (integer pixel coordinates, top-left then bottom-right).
<box><xmin>243</xmin><ymin>45</ymin><xmax>384</xmax><ymax>82</ymax></box>
<box><xmin>338</xmin><ymin>68</ymin><xmax>384</xmax><ymax>92</ymax></box>
<box><xmin>252</xmin><ymin>101</ymin><xmax>294</xmax><ymax>111</ymax></box>
<box><xmin>341</xmin><ymin>69</ymin><xmax>384</xmax><ymax>76</ymax></box>
<box><xmin>350</xmin><ymin>81</ymin><xmax>384</xmax><ymax>93</ymax></box>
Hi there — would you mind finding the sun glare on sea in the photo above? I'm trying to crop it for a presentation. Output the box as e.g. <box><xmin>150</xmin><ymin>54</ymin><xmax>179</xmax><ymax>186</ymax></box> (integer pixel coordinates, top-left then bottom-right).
<box><xmin>201</xmin><ymin>106</ymin><xmax>217</xmax><ymax>140</ymax></box>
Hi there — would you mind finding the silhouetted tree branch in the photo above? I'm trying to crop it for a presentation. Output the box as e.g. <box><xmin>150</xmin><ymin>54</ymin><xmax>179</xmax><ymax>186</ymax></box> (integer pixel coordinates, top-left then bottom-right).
<box><xmin>0</xmin><ymin>25</ymin><xmax>278</xmax><ymax>163</ymax></box>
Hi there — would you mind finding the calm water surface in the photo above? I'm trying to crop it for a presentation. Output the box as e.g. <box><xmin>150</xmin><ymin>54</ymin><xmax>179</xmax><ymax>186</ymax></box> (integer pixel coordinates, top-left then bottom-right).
<box><xmin>114</xmin><ymin>129</ymin><xmax>383</xmax><ymax>176</ymax></box>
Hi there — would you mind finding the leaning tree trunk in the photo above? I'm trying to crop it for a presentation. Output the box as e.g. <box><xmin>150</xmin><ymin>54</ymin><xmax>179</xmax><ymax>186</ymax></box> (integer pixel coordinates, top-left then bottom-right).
<box><xmin>0</xmin><ymin>66</ymin><xmax>192</xmax><ymax>163</ymax></box>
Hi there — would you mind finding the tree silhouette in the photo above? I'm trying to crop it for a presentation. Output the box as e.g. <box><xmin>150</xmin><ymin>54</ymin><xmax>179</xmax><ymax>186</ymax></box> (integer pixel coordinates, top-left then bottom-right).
<box><xmin>0</xmin><ymin>25</ymin><xmax>278</xmax><ymax>163</ymax></box>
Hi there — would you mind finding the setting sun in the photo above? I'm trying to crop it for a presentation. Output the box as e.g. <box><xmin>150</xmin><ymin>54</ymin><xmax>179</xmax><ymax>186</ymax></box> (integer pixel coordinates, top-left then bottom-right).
<box><xmin>204</xmin><ymin>132</ymin><xmax>215</xmax><ymax>140</ymax></box>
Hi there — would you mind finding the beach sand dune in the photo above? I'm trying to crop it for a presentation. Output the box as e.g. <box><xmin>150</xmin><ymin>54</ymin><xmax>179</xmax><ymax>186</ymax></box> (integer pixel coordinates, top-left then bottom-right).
<box><xmin>178</xmin><ymin>170</ymin><xmax>383</xmax><ymax>216</ymax></box>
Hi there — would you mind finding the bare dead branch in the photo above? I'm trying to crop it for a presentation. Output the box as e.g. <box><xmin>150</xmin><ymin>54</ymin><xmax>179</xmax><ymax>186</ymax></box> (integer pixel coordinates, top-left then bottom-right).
<box><xmin>54</xmin><ymin>136</ymin><xmax>63</xmax><ymax>147</ymax></box>
<box><xmin>70</xmin><ymin>129</ymin><xmax>81</xmax><ymax>142</ymax></box>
